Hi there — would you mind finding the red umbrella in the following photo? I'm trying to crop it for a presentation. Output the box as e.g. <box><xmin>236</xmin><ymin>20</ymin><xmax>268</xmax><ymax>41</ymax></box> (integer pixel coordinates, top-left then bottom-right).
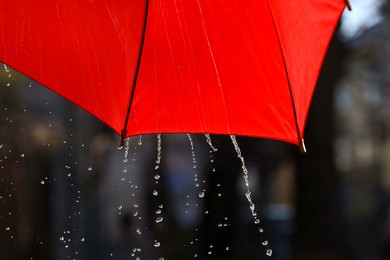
<box><xmin>0</xmin><ymin>0</ymin><xmax>349</xmax><ymax>151</ymax></box>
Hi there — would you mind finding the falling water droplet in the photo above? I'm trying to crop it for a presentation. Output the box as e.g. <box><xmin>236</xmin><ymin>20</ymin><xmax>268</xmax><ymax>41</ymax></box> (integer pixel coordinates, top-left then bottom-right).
<box><xmin>230</xmin><ymin>135</ymin><xmax>257</xmax><ymax>219</ymax></box>
<box><xmin>40</xmin><ymin>180</ymin><xmax>45</xmax><ymax>185</ymax></box>
<box><xmin>230</xmin><ymin>135</ymin><xmax>271</xmax><ymax>254</ymax></box>
<box><xmin>155</xmin><ymin>134</ymin><xmax>162</xmax><ymax>170</ymax></box>
<box><xmin>156</xmin><ymin>217</ymin><xmax>163</xmax><ymax>223</ymax></box>
<box><xmin>138</xmin><ymin>136</ymin><xmax>142</xmax><ymax>145</ymax></box>
<box><xmin>153</xmin><ymin>240</ymin><xmax>161</xmax><ymax>247</ymax></box>
<box><xmin>187</xmin><ymin>134</ymin><xmax>197</xmax><ymax>168</ymax></box>
<box><xmin>205</xmin><ymin>134</ymin><xmax>218</xmax><ymax>151</ymax></box>
<box><xmin>198</xmin><ymin>191</ymin><xmax>205</xmax><ymax>198</ymax></box>
<box><xmin>153</xmin><ymin>190</ymin><xmax>158</xmax><ymax>196</ymax></box>
<box><xmin>123</xmin><ymin>138</ymin><xmax>130</xmax><ymax>162</ymax></box>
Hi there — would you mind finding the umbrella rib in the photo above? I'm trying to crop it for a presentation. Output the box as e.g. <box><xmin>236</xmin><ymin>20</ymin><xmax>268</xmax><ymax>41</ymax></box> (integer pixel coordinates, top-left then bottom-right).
<box><xmin>120</xmin><ymin>0</ymin><xmax>150</xmax><ymax>147</ymax></box>
<box><xmin>265</xmin><ymin>0</ymin><xmax>306</xmax><ymax>153</ymax></box>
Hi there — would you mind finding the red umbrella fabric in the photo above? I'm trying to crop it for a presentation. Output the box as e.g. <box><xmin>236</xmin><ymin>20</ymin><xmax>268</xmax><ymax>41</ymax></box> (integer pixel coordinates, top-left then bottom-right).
<box><xmin>0</xmin><ymin>0</ymin><xmax>347</xmax><ymax>150</ymax></box>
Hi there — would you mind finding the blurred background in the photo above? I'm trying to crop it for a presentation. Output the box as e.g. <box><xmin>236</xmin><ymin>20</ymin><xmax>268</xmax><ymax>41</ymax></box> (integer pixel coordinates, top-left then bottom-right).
<box><xmin>0</xmin><ymin>1</ymin><xmax>390</xmax><ymax>259</ymax></box>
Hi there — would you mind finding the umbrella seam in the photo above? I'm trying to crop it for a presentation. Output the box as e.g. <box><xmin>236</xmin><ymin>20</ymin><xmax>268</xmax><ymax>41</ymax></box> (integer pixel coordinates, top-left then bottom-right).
<box><xmin>265</xmin><ymin>0</ymin><xmax>304</xmax><ymax>152</ymax></box>
<box><xmin>120</xmin><ymin>0</ymin><xmax>150</xmax><ymax>146</ymax></box>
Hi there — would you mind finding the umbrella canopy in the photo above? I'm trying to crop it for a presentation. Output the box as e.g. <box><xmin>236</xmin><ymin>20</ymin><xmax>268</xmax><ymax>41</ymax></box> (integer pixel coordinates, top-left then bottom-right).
<box><xmin>0</xmin><ymin>0</ymin><xmax>347</xmax><ymax>150</ymax></box>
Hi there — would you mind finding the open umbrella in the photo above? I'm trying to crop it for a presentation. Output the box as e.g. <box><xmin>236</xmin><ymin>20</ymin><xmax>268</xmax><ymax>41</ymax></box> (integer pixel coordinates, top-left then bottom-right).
<box><xmin>0</xmin><ymin>0</ymin><xmax>349</xmax><ymax>151</ymax></box>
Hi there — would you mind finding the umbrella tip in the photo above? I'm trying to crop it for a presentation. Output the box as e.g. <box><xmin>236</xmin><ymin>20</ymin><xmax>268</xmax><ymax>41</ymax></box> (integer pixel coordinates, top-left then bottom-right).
<box><xmin>119</xmin><ymin>129</ymin><xmax>127</xmax><ymax>147</ymax></box>
<box><xmin>344</xmin><ymin>0</ymin><xmax>352</xmax><ymax>11</ymax></box>
<box><xmin>299</xmin><ymin>138</ymin><xmax>307</xmax><ymax>154</ymax></box>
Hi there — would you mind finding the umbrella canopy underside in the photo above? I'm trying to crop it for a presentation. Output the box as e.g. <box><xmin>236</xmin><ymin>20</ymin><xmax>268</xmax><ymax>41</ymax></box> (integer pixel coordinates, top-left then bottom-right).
<box><xmin>0</xmin><ymin>0</ymin><xmax>346</xmax><ymax>146</ymax></box>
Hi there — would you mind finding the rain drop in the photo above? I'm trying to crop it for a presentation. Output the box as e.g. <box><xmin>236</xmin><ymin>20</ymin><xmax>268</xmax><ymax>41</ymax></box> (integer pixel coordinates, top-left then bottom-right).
<box><xmin>155</xmin><ymin>134</ymin><xmax>162</xmax><ymax>170</ymax></box>
<box><xmin>198</xmin><ymin>191</ymin><xmax>205</xmax><ymax>198</ymax></box>
<box><xmin>205</xmin><ymin>134</ymin><xmax>218</xmax><ymax>151</ymax></box>
<box><xmin>122</xmin><ymin>138</ymin><xmax>130</xmax><ymax>162</ymax></box>
<box><xmin>230</xmin><ymin>135</ymin><xmax>258</xmax><ymax>221</ymax></box>
<box><xmin>262</xmin><ymin>240</ymin><xmax>268</xmax><ymax>246</ymax></box>
<box><xmin>153</xmin><ymin>241</ymin><xmax>161</xmax><ymax>247</ymax></box>
<box><xmin>153</xmin><ymin>190</ymin><xmax>158</xmax><ymax>196</ymax></box>
<box><xmin>156</xmin><ymin>217</ymin><xmax>163</xmax><ymax>223</ymax></box>
<box><xmin>266</xmin><ymin>249</ymin><xmax>272</xmax><ymax>256</ymax></box>
<box><xmin>40</xmin><ymin>180</ymin><xmax>45</xmax><ymax>185</ymax></box>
